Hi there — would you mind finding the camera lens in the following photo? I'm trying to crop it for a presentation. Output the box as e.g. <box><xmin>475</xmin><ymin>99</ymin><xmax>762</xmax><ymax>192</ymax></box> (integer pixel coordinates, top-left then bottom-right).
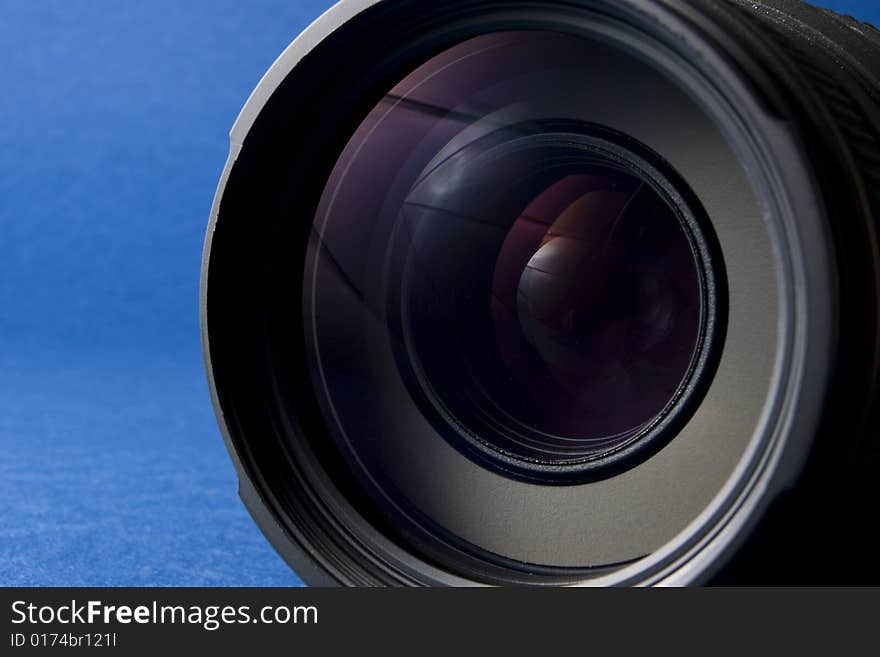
<box><xmin>204</xmin><ymin>0</ymin><xmax>880</xmax><ymax>585</ymax></box>
<box><xmin>307</xmin><ymin>33</ymin><xmax>723</xmax><ymax>483</ymax></box>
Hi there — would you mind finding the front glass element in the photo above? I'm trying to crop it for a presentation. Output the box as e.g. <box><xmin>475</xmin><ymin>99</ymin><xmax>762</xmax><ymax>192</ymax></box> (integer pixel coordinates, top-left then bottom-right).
<box><xmin>305</xmin><ymin>31</ymin><xmax>706</xmax><ymax>475</ymax></box>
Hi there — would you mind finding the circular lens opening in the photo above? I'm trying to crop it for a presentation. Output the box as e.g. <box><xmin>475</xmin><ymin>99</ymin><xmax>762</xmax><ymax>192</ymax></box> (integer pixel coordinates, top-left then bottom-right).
<box><xmin>396</xmin><ymin>126</ymin><xmax>708</xmax><ymax>474</ymax></box>
<box><xmin>306</xmin><ymin>30</ymin><xmax>723</xmax><ymax>498</ymax></box>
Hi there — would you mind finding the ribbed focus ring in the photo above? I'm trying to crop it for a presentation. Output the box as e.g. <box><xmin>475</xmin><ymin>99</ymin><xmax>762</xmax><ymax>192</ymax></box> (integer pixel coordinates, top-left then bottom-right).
<box><xmin>724</xmin><ymin>0</ymin><xmax>880</xmax><ymax>439</ymax></box>
<box><xmin>725</xmin><ymin>0</ymin><xmax>880</xmax><ymax>193</ymax></box>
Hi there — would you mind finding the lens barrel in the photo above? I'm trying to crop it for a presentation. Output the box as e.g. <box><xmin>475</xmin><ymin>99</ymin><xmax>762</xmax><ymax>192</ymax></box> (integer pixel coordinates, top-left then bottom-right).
<box><xmin>203</xmin><ymin>0</ymin><xmax>880</xmax><ymax>585</ymax></box>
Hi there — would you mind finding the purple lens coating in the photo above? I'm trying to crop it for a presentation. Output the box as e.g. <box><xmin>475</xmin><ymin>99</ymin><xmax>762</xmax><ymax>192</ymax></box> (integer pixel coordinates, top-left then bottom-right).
<box><xmin>487</xmin><ymin>171</ymin><xmax>702</xmax><ymax>457</ymax></box>
<box><xmin>308</xmin><ymin>31</ymin><xmax>705</xmax><ymax>466</ymax></box>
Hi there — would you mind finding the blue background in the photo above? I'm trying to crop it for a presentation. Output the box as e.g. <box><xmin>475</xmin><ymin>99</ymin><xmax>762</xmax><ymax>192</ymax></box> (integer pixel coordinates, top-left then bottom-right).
<box><xmin>0</xmin><ymin>0</ymin><xmax>877</xmax><ymax>586</ymax></box>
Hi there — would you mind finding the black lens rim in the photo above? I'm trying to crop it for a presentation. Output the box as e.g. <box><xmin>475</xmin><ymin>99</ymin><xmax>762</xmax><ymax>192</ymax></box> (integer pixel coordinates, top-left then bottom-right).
<box><xmin>203</xmin><ymin>0</ymin><xmax>840</xmax><ymax>585</ymax></box>
<box><xmin>386</xmin><ymin>119</ymin><xmax>728</xmax><ymax>485</ymax></box>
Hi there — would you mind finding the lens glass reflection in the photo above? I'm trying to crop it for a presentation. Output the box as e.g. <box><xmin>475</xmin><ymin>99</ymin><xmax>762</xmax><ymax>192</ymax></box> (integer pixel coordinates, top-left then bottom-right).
<box><xmin>306</xmin><ymin>31</ymin><xmax>704</xmax><ymax>469</ymax></box>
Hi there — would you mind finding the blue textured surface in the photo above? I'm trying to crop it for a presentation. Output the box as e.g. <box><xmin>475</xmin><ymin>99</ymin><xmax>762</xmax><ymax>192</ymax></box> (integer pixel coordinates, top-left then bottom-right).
<box><xmin>0</xmin><ymin>0</ymin><xmax>877</xmax><ymax>586</ymax></box>
<box><xmin>0</xmin><ymin>0</ymin><xmax>338</xmax><ymax>586</ymax></box>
